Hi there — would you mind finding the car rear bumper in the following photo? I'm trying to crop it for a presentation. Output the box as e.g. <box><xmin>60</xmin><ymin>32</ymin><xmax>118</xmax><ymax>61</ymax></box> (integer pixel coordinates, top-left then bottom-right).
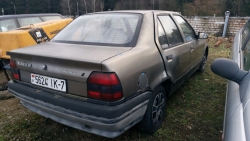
<box><xmin>8</xmin><ymin>81</ymin><xmax>151</xmax><ymax>138</ymax></box>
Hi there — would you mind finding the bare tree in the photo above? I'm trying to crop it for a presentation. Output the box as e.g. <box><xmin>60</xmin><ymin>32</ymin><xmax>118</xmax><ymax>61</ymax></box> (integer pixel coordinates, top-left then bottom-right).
<box><xmin>182</xmin><ymin>0</ymin><xmax>225</xmax><ymax>16</ymax></box>
<box><xmin>100</xmin><ymin>0</ymin><xmax>104</xmax><ymax>11</ymax></box>
<box><xmin>151</xmin><ymin>0</ymin><xmax>154</xmax><ymax>9</ymax></box>
<box><xmin>92</xmin><ymin>0</ymin><xmax>96</xmax><ymax>12</ymax></box>
<box><xmin>67</xmin><ymin>0</ymin><xmax>71</xmax><ymax>15</ymax></box>
<box><xmin>84</xmin><ymin>0</ymin><xmax>87</xmax><ymax>13</ymax></box>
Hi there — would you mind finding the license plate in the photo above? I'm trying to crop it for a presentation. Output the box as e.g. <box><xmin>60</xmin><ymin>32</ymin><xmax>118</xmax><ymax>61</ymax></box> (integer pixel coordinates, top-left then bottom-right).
<box><xmin>31</xmin><ymin>73</ymin><xmax>66</xmax><ymax>92</ymax></box>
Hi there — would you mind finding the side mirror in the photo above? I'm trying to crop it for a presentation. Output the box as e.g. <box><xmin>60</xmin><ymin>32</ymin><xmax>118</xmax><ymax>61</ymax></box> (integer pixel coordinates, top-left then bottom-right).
<box><xmin>198</xmin><ymin>32</ymin><xmax>208</xmax><ymax>39</ymax></box>
<box><xmin>211</xmin><ymin>58</ymin><xmax>248</xmax><ymax>84</ymax></box>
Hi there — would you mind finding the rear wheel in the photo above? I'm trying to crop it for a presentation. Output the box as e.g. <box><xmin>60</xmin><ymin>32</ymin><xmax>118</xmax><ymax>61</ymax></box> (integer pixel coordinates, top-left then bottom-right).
<box><xmin>137</xmin><ymin>86</ymin><xmax>167</xmax><ymax>133</ymax></box>
<box><xmin>198</xmin><ymin>56</ymin><xmax>207</xmax><ymax>72</ymax></box>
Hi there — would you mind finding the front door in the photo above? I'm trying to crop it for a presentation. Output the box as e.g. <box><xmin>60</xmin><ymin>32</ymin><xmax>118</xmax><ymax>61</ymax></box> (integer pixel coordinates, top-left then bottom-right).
<box><xmin>173</xmin><ymin>15</ymin><xmax>205</xmax><ymax>68</ymax></box>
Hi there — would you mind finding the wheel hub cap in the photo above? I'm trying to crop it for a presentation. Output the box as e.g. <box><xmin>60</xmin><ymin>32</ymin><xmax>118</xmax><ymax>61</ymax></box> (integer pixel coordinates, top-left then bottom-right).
<box><xmin>152</xmin><ymin>93</ymin><xmax>165</xmax><ymax>124</ymax></box>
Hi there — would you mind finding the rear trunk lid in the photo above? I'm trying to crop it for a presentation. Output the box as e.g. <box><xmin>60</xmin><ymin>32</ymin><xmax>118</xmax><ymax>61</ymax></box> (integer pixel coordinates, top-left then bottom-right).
<box><xmin>8</xmin><ymin>42</ymin><xmax>131</xmax><ymax>96</ymax></box>
<box><xmin>8</xmin><ymin>42</ymin><xmax>131</xmax><ymax>82</ymax></box>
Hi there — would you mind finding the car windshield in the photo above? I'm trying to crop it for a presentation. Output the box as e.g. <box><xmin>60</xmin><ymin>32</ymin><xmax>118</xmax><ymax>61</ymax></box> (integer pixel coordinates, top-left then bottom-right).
<box><xmin>52</xmin><ymin>13</ymin><xmax>142</xmax><ymax>47</ymax></box>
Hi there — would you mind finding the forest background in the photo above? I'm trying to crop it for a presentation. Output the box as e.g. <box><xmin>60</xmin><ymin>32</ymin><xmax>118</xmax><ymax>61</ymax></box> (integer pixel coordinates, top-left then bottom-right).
<box><xmin>0</xmin><ymin>0</ymin><xmax>250</xmax><ymax>17</ymax></box>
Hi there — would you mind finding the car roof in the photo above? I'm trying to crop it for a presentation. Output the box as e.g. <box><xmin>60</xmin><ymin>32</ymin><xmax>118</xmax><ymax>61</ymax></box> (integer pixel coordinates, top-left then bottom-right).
<box><xmin>0</xmin><ymin>13</ymin><xmax>62</xmax><ymax>20</ymax></box>
<box><xmin>87</xmin><ymin>10</ymin><xmax>181</xmax><ymax>15</ymax></box>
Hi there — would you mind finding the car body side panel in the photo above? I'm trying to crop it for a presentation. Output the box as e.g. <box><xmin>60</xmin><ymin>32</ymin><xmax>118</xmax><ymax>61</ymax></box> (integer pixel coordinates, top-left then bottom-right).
<box><xmin>240</xmin><ymin>74</ymin><xmax>250</xmax><ymax>141</ymax></box>
<box><xmin>191</xmin><ymin>39</ymin><xmax>206</xmax><ymax>65</ymax></box>
<box><xmin>157</xmin><ymin>44</ymin><xmax>190</xmax><ymax>84</ymax></box>
<box><xmin>243</xmin><ymin>98</ymin><xmax>250</xmax><ymax>141</ymax></box>
<box><xmin>224</xmin><ymin>82</ymin><xmax>241</xmax><ymax>121</ymax></box>
<box><xmin>223</xmin><ymin>28</ymin><xmax>247</xmax><ymax>140</ymax></box>
<box><xmin>101</xmin><ymin>12</ymin><xmax>167</xmax><ymax>98</ymax></box>
<box><xmin>224</xmin><ymin>103</ymin><xmax>246</xmax><ymax>141</ymax></box>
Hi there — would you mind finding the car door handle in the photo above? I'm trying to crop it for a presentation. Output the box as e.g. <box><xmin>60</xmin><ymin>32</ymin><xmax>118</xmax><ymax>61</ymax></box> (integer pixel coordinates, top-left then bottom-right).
<box><xmin>166</xmin><ymin>55</ymin><xmax>173</xmax><ymax>62</ymax></box>
<box><xmin>190</xmin><ymin>46</ymin><xmax>194</xmax><ymax>53</ymax></box>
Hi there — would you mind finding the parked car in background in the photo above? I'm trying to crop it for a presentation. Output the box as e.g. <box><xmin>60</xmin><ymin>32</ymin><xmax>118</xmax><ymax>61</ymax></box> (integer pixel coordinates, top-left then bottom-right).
<box><xmin>211</xmin><ymin>19</ymin><xmax>250</xmax><ymax>141</ymax></box>
<box><xmin>0</xmin><ymin>13</ymin><xmax>63</xmax><ymax>32</ymax></box>
<box><xmin>7</xmin><ymin>10</ymin><xmax>208</xmax><ymax>138</ymax></box>
<box><xmin>0</xmin><ymin>13</ymin><xmax>72</xmax><ymax>65</ymax></box>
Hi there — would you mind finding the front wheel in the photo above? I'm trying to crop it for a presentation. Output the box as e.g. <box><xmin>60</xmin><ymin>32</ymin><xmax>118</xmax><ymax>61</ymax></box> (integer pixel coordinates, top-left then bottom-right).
<box><xmin>137</xmin><ymin>86</ymin><xmax>167</xmax><ymax>133</ymax></box>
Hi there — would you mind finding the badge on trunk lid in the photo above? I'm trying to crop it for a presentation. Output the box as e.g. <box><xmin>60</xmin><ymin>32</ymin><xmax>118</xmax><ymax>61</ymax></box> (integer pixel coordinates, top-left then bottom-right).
<box><xmin>17</xmin><ymin>61</ymin><xmax>32</xmax><ymax>67</ymax></box>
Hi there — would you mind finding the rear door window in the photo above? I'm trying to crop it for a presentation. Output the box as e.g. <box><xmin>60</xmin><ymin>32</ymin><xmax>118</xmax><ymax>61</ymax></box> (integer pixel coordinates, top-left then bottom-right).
<box><xmin>158</xmin><ymin>15</ymin><xmax>183</xmax><ymax>47</ymax></box>
<box><xmin>0</xmin><ymin>19</ymin><xmax>18</xmax><ymax>32</ymax></box>
<box><xmin>243</xmin><ymin>39</ymin><xmax>250</xmax><ymax>70</ymax></box>
<box><xmin>17</xmin><ymin>17</ymin><xmax>43</xmax><ymax>27</ymax></box>
<box><xmin>173</xmin><ymin>16</ymin><xmax>196</xmax><ymax>42</ymax></box>
<box><xmin>242</xmin><ymin>20</ymin><xmax>250</xmax><ymax>71</ymax></box>
<box><xmin>157</xmin><ymin>20</ymin><xmax>169</xmax><ymax>48</ymax></box>
<box><xmin>242</xmin><ymin>20</ymin><xmax>250</xmax><ymax>49</ymax></box>
<box><xmin>52</xmin><ymin>13</ymin><xmax>142</xmax><ymax>47</ymax></box>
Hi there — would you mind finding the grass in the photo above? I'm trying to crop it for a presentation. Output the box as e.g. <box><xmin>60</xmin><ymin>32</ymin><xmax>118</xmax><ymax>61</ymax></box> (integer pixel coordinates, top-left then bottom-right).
<box><xmin>0</xmin><ymin>39</ymin><xmax>230</xmax><ymax>141</ymax></box>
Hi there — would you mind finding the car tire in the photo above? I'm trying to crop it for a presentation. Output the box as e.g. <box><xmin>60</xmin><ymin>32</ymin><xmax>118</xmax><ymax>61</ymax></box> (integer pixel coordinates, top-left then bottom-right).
<box><xmin>137</xmin><ymin>86</ymin><xmax>167</xmax><ymax>133</ymax></box>
<box><xmin>198</xmin><ymin>56</ymin><xmax>207</xmax><ymax>72</ymax></box>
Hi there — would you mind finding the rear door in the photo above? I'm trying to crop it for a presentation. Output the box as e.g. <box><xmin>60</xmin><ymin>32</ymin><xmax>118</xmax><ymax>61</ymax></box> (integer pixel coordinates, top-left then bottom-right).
<box><xmin>154</xmin><ymin>13</ymin><xmax>191</xmax><ymax>87</ymax></box>
<box><xmin>173</xmin><ymin>15</ymin><xmax>204</xmax><ymax>68</ymax></box>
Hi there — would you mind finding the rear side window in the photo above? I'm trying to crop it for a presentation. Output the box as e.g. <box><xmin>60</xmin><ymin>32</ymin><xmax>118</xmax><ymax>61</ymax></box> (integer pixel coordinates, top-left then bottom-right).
<box><xmin>17</xmin><ymin>17</ymin><xmax>43</xmax><ymax>27</ymax></box>
<box><xmin>0</xmin><ymin>19</ymin><xmax>18</xmax><ymax>32</ymax></box>
<box><xmin>158</xmin><ymin>16</ymin><xmax>183</xmax><ymax>47</ymax></box>
<box><xmin>174</xmin><ymin>16</ymin><xmax>196</xmax><ymax>42</ymax></box>
<box><xmin>243</xmin><ymin>39</ymin><xmax>250</xmax><ymax>70</ymax></box>
<box><xmin>41</xmin><ymin>16</ymin><xmax>62</xmax><ymax>21</ymax></box>
<box><xmin>242</xmin><ymin>20</ymin><xmax>250</xmax><ymax>49</ymax></box>
<box><xmin>242</xmin><ymin>20</ymin><xmax>250</xmax><ymax>71</ymax></box>
<box><xmin>52</xmin><ymin>13</ymin><xmax>142</xmax><ymax>47</ymax></box>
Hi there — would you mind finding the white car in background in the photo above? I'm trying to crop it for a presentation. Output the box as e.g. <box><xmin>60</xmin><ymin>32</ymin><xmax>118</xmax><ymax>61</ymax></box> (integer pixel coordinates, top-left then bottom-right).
<box><xmin>211</xmin><ymin>19</ymin><xmax>250</xmax><ymax>141</ymax></box>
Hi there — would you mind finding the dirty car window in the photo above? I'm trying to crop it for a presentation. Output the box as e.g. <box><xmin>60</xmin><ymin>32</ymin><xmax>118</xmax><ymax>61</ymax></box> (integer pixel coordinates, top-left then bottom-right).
<box><xmin>174</xmin><ymin>16</ymin><xmax>196</xmax><ymax>42</ymax></box>
<box><xmin>0</xmin><ymin>19</ymin><xmax>17</xmax><ymax>32</ymax></box>
<box><xmin>52</xmin><ymin>14</ymin><xmax>142</xmax><ymax>47</ymax></box>
<box><xmin>41</xmin><ymin>16</ymin><xmax>62</xmax><ymax>21</ymax></box>
<box><xmin>158</xmin><ymin>16</ymin><xmax>183</xmax><ymax>46</ymax></box>
<box><xmin>17</xmin><ymin>17</ymin><xmax>43</xmax><ymax>27</ymax></box>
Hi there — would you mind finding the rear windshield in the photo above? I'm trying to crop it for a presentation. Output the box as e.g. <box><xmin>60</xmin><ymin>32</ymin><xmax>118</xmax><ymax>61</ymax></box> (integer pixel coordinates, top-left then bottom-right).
<box><xmin>52</xmin><ymin>13</ymin><xmax>142</xmax><ymax>47</ymax></box>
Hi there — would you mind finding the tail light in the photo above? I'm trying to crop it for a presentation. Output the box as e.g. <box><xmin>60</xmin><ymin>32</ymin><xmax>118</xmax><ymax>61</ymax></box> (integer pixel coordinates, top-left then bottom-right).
<box><xmin>10</xmin><ymin>59</ymin><xmax>20</xmax><ymax>80</ymax></box>
<box><xmin>87</xmin><ymin>72</ymin><xmax>123</xmax><ymax>101</ymax></box>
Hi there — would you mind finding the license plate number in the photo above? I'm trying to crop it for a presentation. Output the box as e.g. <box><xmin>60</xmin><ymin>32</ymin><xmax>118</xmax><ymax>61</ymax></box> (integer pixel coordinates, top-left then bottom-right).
<box><xmin>31</xmin><ymin>73</ymin><xmax>66</xmax><ymax>92</ymax></box>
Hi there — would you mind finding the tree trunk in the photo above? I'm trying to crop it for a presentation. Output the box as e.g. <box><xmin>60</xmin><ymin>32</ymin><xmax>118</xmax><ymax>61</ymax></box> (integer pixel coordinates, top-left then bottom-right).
<box><xmin>84</xmin><ymin>0</ymin><xmax>87</xmax><ymax>13</ymax></box>
<box><xmin>67</xmin><ymin>0</ymin><xmax>71</xmax><ymax>15</ymax></box>
<box><xmin>100</xmin><ymin>0</ymin><xmax>104</xmax><ymax>11</ymax></box>
<box><xmin>93</xmin><ymin>0</ymin><xmax>96</xmax><ymax>12</ymax></box>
